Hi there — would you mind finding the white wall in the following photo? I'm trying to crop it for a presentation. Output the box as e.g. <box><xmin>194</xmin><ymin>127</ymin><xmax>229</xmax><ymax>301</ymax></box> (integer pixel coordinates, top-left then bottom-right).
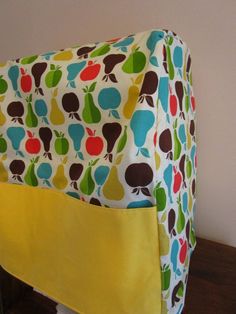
<box><xmin>0</xmin><ymin>0</ymin><xmax>236</xmax><ymax>247</ymax></box>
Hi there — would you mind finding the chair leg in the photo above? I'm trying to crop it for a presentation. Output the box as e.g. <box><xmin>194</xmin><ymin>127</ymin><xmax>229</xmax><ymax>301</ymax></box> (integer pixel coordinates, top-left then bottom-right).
<box><xmin>0</xmin><ymin>266</ymin><xmax>32</xmax><ymax>312</ymax></box>
<box><xmin>0</xmin><ymin>288</ymin><xmax>4</xmax><ymax>314</ymax></box>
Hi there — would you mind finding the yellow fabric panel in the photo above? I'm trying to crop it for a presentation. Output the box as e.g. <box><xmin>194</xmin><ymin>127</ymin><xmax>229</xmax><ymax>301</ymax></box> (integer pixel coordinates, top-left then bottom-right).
<box><xmin>0</xmin><ymin>182</ymin><xmax>161</xmax><ymax>314</ymax></box>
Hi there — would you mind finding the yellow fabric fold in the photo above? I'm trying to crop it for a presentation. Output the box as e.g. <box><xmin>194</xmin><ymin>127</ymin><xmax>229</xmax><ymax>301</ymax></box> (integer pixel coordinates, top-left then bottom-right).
<box><xmin>0</xmin><ymin>182</ymin><xmax>161</xmax><ymax>314</ymax></box>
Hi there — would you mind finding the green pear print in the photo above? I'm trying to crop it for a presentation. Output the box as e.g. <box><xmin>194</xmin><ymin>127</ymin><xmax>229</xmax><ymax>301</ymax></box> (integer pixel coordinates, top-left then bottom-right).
<box><xmin>165</xmin><ymin>35</ymin><xmax>175</xmax><ymax>80</ymax></box>
<box><xmin>184</xmin><ymin>85</ymin><xmax>190</xmax><ymax>113</ymax></box>
<box><xmin>0</xmin><ymin>134</ymin><xmax>7</xmax><ymax>153</ymax></box>
<box><xmin>90</xmin><ymin>44</ymin><xmax>110</xmax><ymax>57</ymax></box>
<box><xmin>173</xmin><ymin>119</ymin><xmax>181</xmax><ymax>161</ymax></box>
<box><xmin>0</xmin><ymin>75</ymin><xmax>8</xmax><ymax>94</ymax></box>
<box><xmin>190</xmin><ymin>219</ymin><xmax>196</xmax><ymax>247</ymax></box>
<box><xmin>154</xmin><ymin>181</ymin><xmax>167</xmax><ymax>211</ymax></box>
<box><xmin>82</xmin><ymin>82</ymin><xmax>101</xmax><ymax>123</ymax></box>
<box><xmin>186</xmin><ymin>156</ymin><xmax>192</xmax><ymax>179</ymax></box>
<box><xmin>116</xmin><ymin>125</ymin><xmax>127</xmax><ymax>153</ymax></box>
<box><xmin>80</xmin><ymin>159</ymin><xmax>98</xmax><ymax>195</ymax></box>
<box><xmin>21</xmin><ymin>55</ymin><xmax>38</xmax><ymax>64</ymax></box>
<box><xmin>161</xmin><ymin>264</ymin><xmax>171</xmax><ymax>290</ymax></box>
<box><xmin>25</xmin><ymin>94</ymin><xmax>38</xmax><ymax>127</ymax></box>
<box><xmin>24</xmin><ymin>156</ymin><xmax>39</xmax><ymax>186</ymax></box>
<box><xmin>177</xmin><ymin>194</ymin><xmax>186</xmax><ymax>233</ymax></box>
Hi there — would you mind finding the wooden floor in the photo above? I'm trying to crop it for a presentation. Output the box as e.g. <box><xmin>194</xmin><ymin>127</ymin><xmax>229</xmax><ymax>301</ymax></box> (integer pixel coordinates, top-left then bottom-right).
<box><xmin>1</xmin><ymin>238</ymin><xmax>236</xmax><ymax>313</ymax></box>
<box><xmin>184</xmin><ymin>238</ymin><xmax>236</xmax><ymax>313</ymax></box>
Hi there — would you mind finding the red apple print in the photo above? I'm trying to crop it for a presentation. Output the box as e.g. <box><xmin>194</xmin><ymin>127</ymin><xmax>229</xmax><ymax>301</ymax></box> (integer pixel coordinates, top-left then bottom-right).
<box><xmin>85</xmin><ymin>128</ymin><xmax>104</xmax><ymax>156</ymax></box>
<box><xmin>179</xmin><ymin>238</ymin><xmax>188</xmax><ymax>264</ymax></box>
<box><xmin>20</xmin><ymin>68</ymin><xmax>32</xmax><ymax>92</ymax></box>
<box><xmin>25</xmin><ymin>130</ymin><xmax>41</xmax><ymax>154</ymax></box>
<box><xmin>106</xmin><ymin>37</ymin><xmax>121</xmax><ymax>44</ymax></box>
<box><xmin>169</xmin><ymin>85</ymin><xmax>177</xmax><ymax>116</ymax></box>
<box><xmin>80</xmin><ymin>61</ymin><xmax>101</xmax><ymax>81</ymax></box>
<box><xmin>191</xmin><ymin>95</ymin><xmax>196</xmax><ymax>112</ymax></box>
<box><xmin>153</xmin><ymin>131</ymin><xmax>157</xmax><ymax>147</ymax></box>
<box><xmin>173</xmin><ymin>166</ymin><xmax>182</xmax><ymax>193</ymax></box>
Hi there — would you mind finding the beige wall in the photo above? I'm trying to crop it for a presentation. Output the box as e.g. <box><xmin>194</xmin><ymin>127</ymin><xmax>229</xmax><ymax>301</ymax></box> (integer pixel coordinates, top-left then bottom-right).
<box><xmin>0</xmin><ymin>0</ymin><xmax>236</xmax><ymax>247</ymax></box>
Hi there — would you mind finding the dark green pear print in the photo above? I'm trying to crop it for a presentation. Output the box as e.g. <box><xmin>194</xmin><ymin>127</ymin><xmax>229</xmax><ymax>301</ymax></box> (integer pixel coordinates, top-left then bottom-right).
<box><xmin>161</xmin><ymin>264</ymin><xmax>171</xmax><ymax>290</ymax></box>
<box><xmin>186</xmin><ymin>156</ymin><xmax>192</xmax><ymax>179</ymax></box>
<box><xmin>173</xmin><ymin>120</ymin><xmax>182</xmax><ymax>161</ymax></box>
<box><xmin>82</xmin><ymin>82</ymin><xmax>101</xmax><ymax>123</ymax></box>
<box><xmin>90</xmin><ymin>43</ymin><xmax>110</xmax><ymax>57</ymax></box>
<box><xmin>154</xmin><ymin>182</ymin><xmax>167</xmax><ymax>211</ymax></box>
<box><xmin>80</xmin><ymin>159</ymin><xmax>98</xmax><ymax>195</ymax></box>
<box><xmin>177</xmin><ymin>194</ymin><xmax>185</xmax><ymax>233</ymax></box>
<box><xmin>24</xmin><ymin>157</ymin><xmax>39</xmax><ymax>186</ymax></box>
<box><xmin>20</xmin><ymin>55</ymin><xmax>38</xmax><ymax>64</ymax></box>
<box><xmin>0</xmin><ymin>75</ymin><xmax>8</xmax><ymax>94</ymax></box>
<box><xmin>116</xmin><ymin>125</ymin><xmax>127</xmax><ymax>153</ymax></box>
<box><xmin>0</xmin><ymin>134</ymin><xmax>7</xmax><ymax>153</ymax></box>
<box><xmin>165</xmin><ymin>35</ymin><xmax>175</xmax><ymax>80</ymax></box>
<box><xmin>25</xmin><ymin>94</ymin><xmax>38</xmax><ymax>127</ymax></box>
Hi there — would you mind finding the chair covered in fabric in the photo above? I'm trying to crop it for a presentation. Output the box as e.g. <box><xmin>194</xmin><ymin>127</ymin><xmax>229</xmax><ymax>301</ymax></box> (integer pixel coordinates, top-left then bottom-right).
<box><xmin>0</xmin><ymin>28</ymin><xmax>197</xmax><ymax>314</ymax></box>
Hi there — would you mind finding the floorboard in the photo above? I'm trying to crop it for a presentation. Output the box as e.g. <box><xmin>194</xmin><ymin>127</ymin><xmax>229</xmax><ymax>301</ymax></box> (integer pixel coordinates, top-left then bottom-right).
<box><xmin>184</xmin><ymin>238</ymin><xmax>236</xmax><ymax>313</ymax></box>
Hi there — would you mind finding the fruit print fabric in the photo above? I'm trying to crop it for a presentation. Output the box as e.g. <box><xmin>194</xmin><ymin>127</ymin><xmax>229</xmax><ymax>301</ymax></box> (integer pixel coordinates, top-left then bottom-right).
<box><xmin>0</xmin><ymin>28</ymin><xmax>196</xmax><ymax>313</ymax></box>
